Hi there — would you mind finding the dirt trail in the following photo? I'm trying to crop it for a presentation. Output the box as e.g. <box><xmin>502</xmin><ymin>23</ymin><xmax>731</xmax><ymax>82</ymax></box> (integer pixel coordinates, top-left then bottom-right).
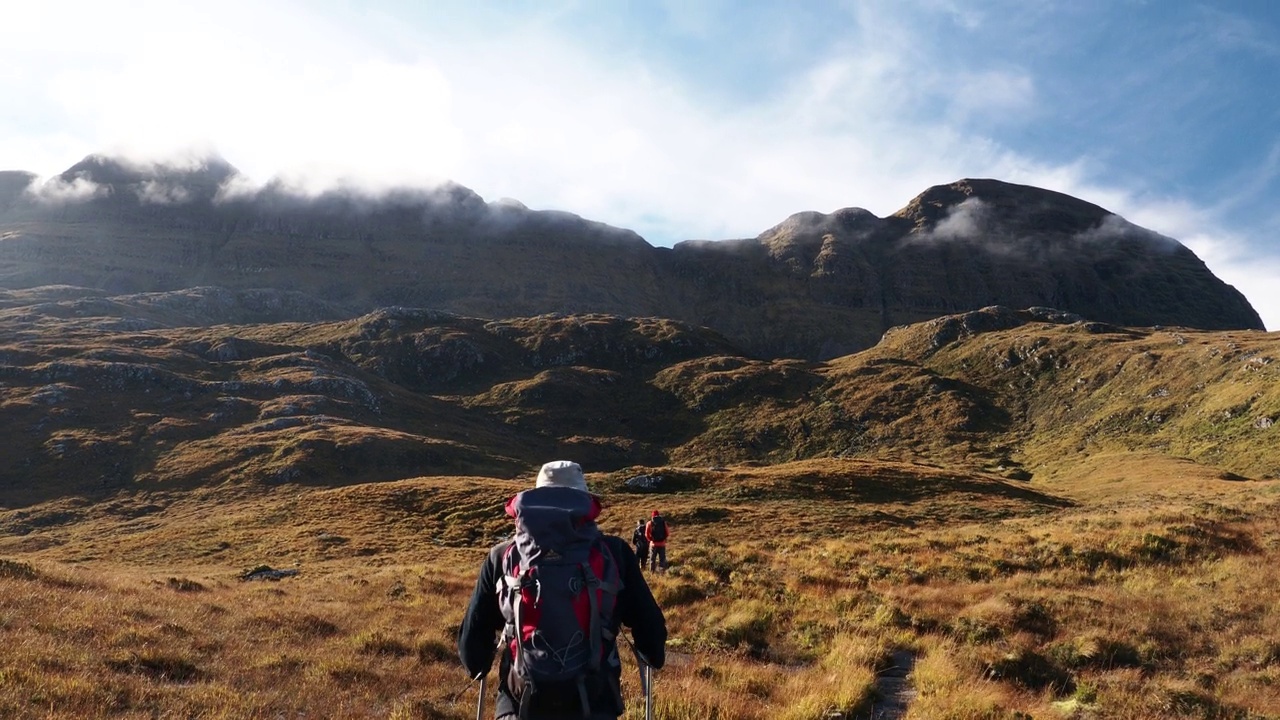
<box><xmin>861</xmin><ymin>649</ymin><xmax>917</xmax><ymax>720</ymax></box>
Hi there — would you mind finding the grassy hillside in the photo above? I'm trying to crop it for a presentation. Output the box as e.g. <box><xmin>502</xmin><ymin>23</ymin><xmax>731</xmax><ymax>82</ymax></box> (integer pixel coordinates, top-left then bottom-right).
<box><xmin>2</xmin><ymin>303</ymin><xmax>1279</xmax><ymax>717</ymax></box>
<box><xmin>4</xmin><ymin>302</ymin><xmax>1277</xmax><ymax>509</ymax></box>
<box><xmin>643</xmin><ymin>307</ymin><xmax>1280</xmax><ymax>486</ymax></box>
<box><xmin>863</xmin><ymin>307</ymin><xmax>1280</xmax><ymax>480</ymax></box>
<box><xmin>2</xmin><ymin>461</ymin><xmax>1277</xmax><ymax>718</ymax></box>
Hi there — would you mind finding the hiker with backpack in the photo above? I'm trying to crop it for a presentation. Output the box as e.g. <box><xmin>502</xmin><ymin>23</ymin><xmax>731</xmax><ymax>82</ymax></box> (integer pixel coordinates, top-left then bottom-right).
<box><xmin>644</xmin><ymin>511</ymin><xmax>669</xmax><ymax>573</ymax></box>
<box><xmin>458</xmin><ymin>460</ymin><xmax>667</xmax><ymax>719</ymax></box>
<box><xmin>631</xmin><ymin>520</ymin><xmax>650</xmax><ymax>570</ymax></box>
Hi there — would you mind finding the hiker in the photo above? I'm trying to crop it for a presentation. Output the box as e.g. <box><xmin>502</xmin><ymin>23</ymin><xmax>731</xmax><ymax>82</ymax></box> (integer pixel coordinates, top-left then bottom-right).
<box><xmin>631</xmin><ymin>520</ymin><xmax>650</xmax><ymax>570</ymax></box>
<box><xmin>459</xmin><ymin>460</ymin><xmax>667</xmax><ymax>719</ymax></box>
<box><xmin>645</xmin><ymin>511</ymin><xmax>669</xmax><ymax>573</ymax></box>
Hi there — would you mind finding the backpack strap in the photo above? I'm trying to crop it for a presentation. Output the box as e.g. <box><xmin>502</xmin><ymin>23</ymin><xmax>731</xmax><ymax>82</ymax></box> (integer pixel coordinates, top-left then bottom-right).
<box><xmin>595</xmin><ymin>539</ymin><xmax>624</xmax><ymax>597</ymax></box>
<box><xmin>582</xmin><ymin>562</ymin><xmax>602</xmax><ymax>673</ymax></box>
<box><xmin>581</xmin><ymin>539</ymin><xmax>623</xmax><ymax>673</ymax></box>
<box><xmin>513</xmin><ymin>585</ymin><xmax>526</xmax><ymax>682</ymax></box>
<box><xmin>498</xmin><ymin>543</ymin><xmax>541</xmax><ymax>679</ymax></box>
<box><xmin>580</xmin><ymin>561</ymin><xmax>622</xmax><ymax>636</ymax></box>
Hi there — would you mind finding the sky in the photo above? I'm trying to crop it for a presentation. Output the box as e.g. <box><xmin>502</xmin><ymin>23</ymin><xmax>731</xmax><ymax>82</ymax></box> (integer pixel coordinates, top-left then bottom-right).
<box><xmin>1</xmin><ymin>0</ymin><xmax>1277</xmax><ymax>329</ymax></box>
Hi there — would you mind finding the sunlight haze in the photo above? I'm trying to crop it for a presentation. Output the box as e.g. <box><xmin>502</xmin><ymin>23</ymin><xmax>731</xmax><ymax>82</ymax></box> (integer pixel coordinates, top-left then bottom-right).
<box><xmin>2</xmin><ymin>0</ymin><xmax>1276</xmax><ymax>328</ymax></box>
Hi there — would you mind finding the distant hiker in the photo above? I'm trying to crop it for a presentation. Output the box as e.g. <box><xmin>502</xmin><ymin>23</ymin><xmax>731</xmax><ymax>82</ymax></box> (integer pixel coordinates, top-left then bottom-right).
<box><xmin>632</xmin><ymin>520</ymin><xmax>650</xmax><ymax>569</ymax></box>
<box><xmin>459</xmin><ymin>460</ymin><xmax>667</xmax><ymax>720</ymax></box>
<box><xmin>645</xmin><ymin>511</ymin><xmax>669</xmax><ymax>573</ymax></box>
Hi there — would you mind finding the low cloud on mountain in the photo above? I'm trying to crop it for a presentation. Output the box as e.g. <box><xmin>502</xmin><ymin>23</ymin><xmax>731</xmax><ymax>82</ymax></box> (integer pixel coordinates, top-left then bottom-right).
<box><xmin>926</xmin><ymin>198</ymin><xmax>992</xmax><ymax>241</ymax></box>
<box><xmin>136</xmin><ymin>180</ymin><xmax>193</xmax><ymax>205</ymax></box>
<box><xmin>25</xmin><ymin>176</ymin><xmax>106</xmax><ymax>205</ymax></box>
<box><xmin>1076</xmin><ymin>215</ymin><xmax>1182</xmax><ymax>254</ymax></box>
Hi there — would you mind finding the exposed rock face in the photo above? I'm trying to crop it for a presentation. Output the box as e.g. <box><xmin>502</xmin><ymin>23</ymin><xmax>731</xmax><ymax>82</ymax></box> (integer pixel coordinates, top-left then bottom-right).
<box><xmin>0</xmin><ymin>158</ymin><xmax>1264</xmax><ymax>359</ymax></box>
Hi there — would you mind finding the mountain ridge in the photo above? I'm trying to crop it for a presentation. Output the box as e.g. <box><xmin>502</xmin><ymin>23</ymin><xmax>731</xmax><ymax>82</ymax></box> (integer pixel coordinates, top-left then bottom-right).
<box><xmin>0</xmin><ymin>155</ymin><xmax>1265</xmax><ymax>360</ymax></box>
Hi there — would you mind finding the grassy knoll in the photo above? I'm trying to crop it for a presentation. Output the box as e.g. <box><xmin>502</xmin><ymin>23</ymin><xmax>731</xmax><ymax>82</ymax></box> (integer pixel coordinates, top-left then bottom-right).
<box><xmin>2</xmin><ymin>459</ymin><xmax>1278</xmax><ymax>719</ymax></box>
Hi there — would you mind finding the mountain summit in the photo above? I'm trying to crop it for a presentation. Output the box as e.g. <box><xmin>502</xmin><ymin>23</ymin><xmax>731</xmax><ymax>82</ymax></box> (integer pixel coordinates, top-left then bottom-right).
<box><xmin>0</xmin><ymin>159</ymin><xmax>1264</xmax><ymax>358</ymax></box>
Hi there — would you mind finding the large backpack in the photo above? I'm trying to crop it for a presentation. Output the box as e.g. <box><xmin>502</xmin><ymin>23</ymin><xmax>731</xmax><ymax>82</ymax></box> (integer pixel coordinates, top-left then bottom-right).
<box><xmin>647</xmin><ymin>516</ymin><xmax>668</xmax><ymax>542</ymax></box>
<box><xmin>497</xmin><ymin>487</ymin><xmax>624</xmax><ymax>717</ymax></box>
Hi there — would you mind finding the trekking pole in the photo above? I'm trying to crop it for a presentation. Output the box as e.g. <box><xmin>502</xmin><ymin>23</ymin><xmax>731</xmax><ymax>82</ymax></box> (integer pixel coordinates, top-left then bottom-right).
<box><xmin>644</xmin><ymin>663</ymin><xmax>654</xmax><ymax>720</ymax></box>
<box><xmin>630</xmin><ymin>643</ymin><xmax>654</xmax><ymax>720</ymax></box>
<box><xmin>475</xmin><ymin>674</ymin><xmax>487</xmax><ymax>720</ymax></box>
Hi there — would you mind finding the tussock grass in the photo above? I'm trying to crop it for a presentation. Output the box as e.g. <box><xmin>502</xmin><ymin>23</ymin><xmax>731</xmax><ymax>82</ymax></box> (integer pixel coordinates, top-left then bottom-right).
<box><xmin>0</xmin><ymin>558</ymin><xmax>38</xmax><ymax>580</ymax></box>
<box><xmin>2</xmin><ymin>458</ymin><xmax>1279</xmax><ymax>717</ymax></box>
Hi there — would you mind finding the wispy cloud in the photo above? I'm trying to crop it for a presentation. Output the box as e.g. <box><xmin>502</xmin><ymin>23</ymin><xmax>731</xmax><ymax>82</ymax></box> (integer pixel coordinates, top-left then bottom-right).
<box><xmin>136</xmin><ymin>181</ymin><xmax>192</xmax><ymax>205</ymax></box>
<box><xmin>921</xmin><ymin>198</ymin><xmax>992</xmax><ymax>242</ymax></box>
<box><xmin>1198</xmin><ymin>6</ymin><xmax>1280</xmax><ymax>59</ymax></box>
<box><xmin>25</xmin><ymin>176</ymin><xmax>106</xmax><ymax>205</ymax></box>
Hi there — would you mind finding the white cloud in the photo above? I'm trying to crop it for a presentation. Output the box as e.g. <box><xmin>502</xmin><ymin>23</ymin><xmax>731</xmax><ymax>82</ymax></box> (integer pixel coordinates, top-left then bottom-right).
<box><xmin>936</xmin><ymin>198</ymin><xmax>989</xmax><ymax>239</ymax></box>
<box><xmin>0</xmin><ymin>0</ymin><xmax>1038</xmax><ymax>233</ymax></box>
<box><xmin>25</xmin><ymin>177</ymin><xmax>107</xmax><ymax>205</ymax></box>
<box><xmin>1</xmin><ymin>0</ymin><xmax>1274</xmax><ymax>330</ymax></box>
<box><xmin>2</xmin><ymin>1</ymin><xmax>461</xmax><ymax>191</ymax></box>
<box><xmin>137</xmin><ymin>181</ymin><xmax>192</xmax><ymax>205</ymax></box>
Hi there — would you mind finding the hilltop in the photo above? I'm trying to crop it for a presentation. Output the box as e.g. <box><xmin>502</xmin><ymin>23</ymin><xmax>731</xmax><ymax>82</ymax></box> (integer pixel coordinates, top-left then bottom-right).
<box><xmin>0</xmin><ymin>155</ymin><xmax>1263</xmax><ymax>359</ymax></box>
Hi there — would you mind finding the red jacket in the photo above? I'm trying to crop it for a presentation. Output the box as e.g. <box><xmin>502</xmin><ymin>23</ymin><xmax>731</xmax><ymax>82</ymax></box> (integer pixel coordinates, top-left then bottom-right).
<box><xmin>644</xmin><ymin>518</ymin><xmax>669</xmax><ymax>547</ymax></box>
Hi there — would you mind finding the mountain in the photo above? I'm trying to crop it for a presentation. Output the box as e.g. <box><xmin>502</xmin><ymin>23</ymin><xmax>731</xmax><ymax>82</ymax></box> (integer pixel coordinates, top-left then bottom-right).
<box><xmin>0</xmin><ymin>155</ymin><xmax>1263</xmax><ymax>359</ymax></box>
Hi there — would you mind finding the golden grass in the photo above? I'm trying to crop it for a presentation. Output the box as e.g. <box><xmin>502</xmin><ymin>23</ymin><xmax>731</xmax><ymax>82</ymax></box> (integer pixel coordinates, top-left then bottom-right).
<box><xmin>0</xmin><ymin>558</ymin><xmax>480</xmax><ymax>719</ymax></box>
<box><xmin>3</xmin><ymin>457</ymin><xmax>1279</xmax><ymax>718</ymax></box>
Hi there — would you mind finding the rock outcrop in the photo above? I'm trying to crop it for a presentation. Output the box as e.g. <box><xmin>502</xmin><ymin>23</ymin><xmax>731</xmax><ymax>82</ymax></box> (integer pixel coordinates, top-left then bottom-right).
<box><xmin>3</xmin><ymin>300</ymin><xmax>1277</xmax><ymax>507</ymax></box>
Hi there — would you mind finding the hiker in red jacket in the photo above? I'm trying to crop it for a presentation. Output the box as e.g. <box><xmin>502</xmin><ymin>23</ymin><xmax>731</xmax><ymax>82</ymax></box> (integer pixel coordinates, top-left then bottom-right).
<box><xmin>644</xmin><ymin>510</ymin><xmax>669</xmax><ymax>573</ymax></box>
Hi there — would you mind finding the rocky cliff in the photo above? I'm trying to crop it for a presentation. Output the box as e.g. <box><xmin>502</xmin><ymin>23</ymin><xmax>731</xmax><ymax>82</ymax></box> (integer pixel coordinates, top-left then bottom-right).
<box><xmin>0</xmin><ymin>155</ymin><xmax>1263</xmax><ymax>359</ymax></box>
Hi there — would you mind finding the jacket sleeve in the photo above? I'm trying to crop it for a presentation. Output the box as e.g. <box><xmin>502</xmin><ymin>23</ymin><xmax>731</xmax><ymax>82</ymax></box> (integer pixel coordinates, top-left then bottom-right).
<box><xmin>609</xmin><ymin>537</ymin><xmax>667</xmax><ymax>669</ymax></box>
<box><xmin>457</xmin><ymin>546</ymin><xmax>507</xmax><ymax>678</ymax></box>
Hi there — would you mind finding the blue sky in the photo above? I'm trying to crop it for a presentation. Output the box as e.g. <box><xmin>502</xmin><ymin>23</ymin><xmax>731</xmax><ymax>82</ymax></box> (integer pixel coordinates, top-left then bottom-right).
<box><xmin>2</xmin><ymin>0</ymin><xmax>1277</xmax><ymax>329</ymax></box>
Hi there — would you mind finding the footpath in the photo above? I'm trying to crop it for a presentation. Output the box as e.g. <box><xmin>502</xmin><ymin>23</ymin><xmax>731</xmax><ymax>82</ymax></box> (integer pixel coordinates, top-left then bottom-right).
<box><xmin>861</xmin><ymin>649</ymin><xmax>917</xmax><ymax>720</ymax></box>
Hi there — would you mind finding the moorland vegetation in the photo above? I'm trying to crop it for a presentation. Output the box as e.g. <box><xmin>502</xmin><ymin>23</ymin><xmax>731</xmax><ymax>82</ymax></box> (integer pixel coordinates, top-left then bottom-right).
<box><xmin>2</xmin><ymin>296</ymin><xmax>1279</xmax><ymax>718</ymax></box>
<box><xmin>2</xmin><ymin>152</ymin><xmax>1278</xmax><ymax>720</ymax></box>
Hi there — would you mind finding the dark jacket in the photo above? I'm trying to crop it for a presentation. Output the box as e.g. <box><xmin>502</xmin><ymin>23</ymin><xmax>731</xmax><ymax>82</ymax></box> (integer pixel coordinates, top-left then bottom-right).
<box><xmin>458</xmin><ymin>491</ymin><xmax>667</xmax><ymax>719</ymax></box>
<box><xmin>631</xmin><ymin>525</ymin><xmax>650</xmax><ymax>550</ymax></box>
